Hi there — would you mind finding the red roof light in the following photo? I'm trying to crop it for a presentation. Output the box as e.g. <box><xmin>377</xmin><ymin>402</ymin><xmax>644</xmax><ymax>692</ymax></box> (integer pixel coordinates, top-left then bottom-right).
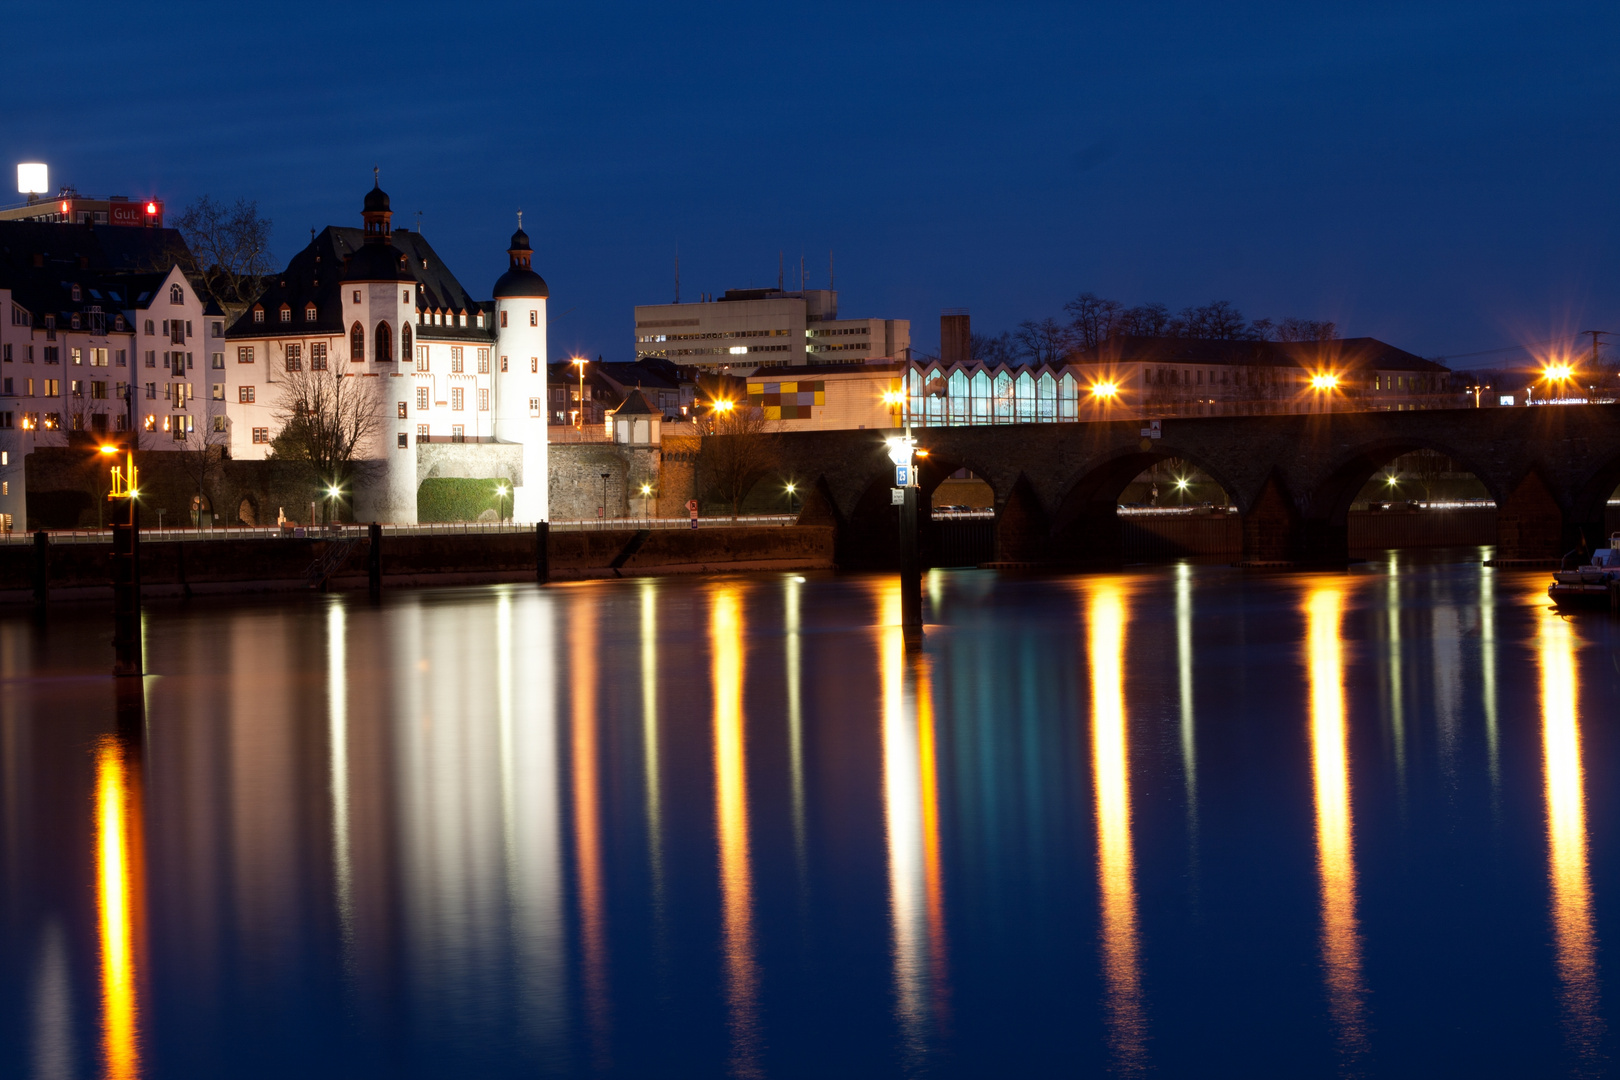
<box><xmin>145</xmin><ymin>202</ymin><xmax>156</xmax><ymax>215</ymax></box>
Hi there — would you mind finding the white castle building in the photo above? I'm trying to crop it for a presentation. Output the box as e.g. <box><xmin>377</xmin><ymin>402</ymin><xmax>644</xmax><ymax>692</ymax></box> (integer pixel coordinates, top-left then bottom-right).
<box><xmin>222</xmin><ymin>181</ymin><xmax>550</xmax><ymax>523</ymax></box>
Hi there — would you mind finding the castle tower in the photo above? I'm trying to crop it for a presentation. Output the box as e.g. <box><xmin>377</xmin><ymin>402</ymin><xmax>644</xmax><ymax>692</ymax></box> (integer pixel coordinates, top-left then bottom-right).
<box><xmin>490</xmin><ymin>218</ymin><xmax>550</xmax><ymax>523</ymax></box>
<box><xmin>343</xmin><ymin>176</ymin><xmax>418</xmax><ymax>522</ymax></box>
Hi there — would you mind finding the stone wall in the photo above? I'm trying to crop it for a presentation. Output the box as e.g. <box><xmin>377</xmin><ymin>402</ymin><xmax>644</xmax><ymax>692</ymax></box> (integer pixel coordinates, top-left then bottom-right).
<box><xmin>547</xmin><ymin>442</ymin><xmax>660</xmax><ymax>522</ymax></box>
<box><xmin>417</xmin><ymin>442</ymin><xmax>524</xmax><ymax>484</ymax></box>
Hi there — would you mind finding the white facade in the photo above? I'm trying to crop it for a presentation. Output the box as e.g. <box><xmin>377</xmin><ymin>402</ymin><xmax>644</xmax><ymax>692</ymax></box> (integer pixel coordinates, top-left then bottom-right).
<box><xmin>634</xmin><ymin>288</ymin><xmax>909</xmax><ymax>374</ymax></box>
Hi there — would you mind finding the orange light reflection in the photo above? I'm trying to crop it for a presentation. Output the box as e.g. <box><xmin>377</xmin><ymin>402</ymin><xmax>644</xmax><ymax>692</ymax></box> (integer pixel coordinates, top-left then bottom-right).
<box><xmin>96</xmin><ymin>736</ymin><xmax>142</xmax><ymax>1080</ymax></box>
<box><xmin>1087</xmin><ymin>580</ymin><xmax>1144</xmax><ymax>1071</ymax></box>
<box><xmin>1306</xmin><ymin>588</ymin><xmax>1366</xmax><ymax>1054</ymax></box>
<box><xmin>712</xmin><ymin>586</ymin><xmax>760</xmax><ymax>1076</ymax></box>
<box><xmin>1537</xmin><ymin>604</ymin><xmax>1604</xmax><ymax>1059</ymax></box>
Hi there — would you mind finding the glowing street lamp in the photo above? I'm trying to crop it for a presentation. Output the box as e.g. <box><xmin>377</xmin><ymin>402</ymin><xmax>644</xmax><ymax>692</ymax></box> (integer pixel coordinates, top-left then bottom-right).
<box><xmin>1310</xmin><ymin>373</ymin><xmax>1339</xmax><ymax>391</ymax></box>
<box><xmin>495</xmin><ymin>482</ymin><xmax>510</xmax><ymax>522</ymax></box>
<box><xmin>569</xmin><ymin>356</ymin><xmax>588</xmax><ymax>430</ymax></box>
<box><xmin>1090</xmin><ymin>380</ymin><xmax>1119</xmax><ymax>402</ymax></box>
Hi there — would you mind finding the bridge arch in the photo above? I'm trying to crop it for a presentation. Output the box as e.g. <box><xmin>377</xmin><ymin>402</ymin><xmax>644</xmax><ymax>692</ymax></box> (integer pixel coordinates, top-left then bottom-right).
<box><xmin>1044</xmin><ymin>444</ymin><xmax>1246</xmax><ymax>564</ymax></box>
<box><xmin>1303</xmin><ymin>436</ymin><xmax>1505</xmax><ymax>528</ymax></box>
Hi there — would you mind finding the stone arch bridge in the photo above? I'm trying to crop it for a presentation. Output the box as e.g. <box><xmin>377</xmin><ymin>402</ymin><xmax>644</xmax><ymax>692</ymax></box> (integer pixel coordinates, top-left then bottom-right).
<box><xmin>763</xmin><ymin>404</ymin><xmax>1620</xmax><ymax>567</ymax></box>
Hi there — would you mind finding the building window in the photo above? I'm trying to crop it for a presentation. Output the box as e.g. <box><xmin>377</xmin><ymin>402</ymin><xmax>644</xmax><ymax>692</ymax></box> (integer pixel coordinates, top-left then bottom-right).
<box><xmin>72</xmin><ymin>284</ymin><xmax>82</xmax><ymax>302</ymax></box>
<box><xmin>451</xmin><ymin>387</ymin><xmax>464</xmax><ymax>411</ymax></box>
<box><xmin>212</xmin><ymin>353</ymin><xmax>224</xmax><ymax>369</ymax></box>
<box><xmin>304</xmin><ymin>306</ymin><xmax>316</xmax><ymax>322</ymax></box>
<box><xmin>91</xmin><ymin>348</ymin><xmax>108</xmax><ymax>367</ymax></box>
<box><xmin>144</xmin><ymin>319</ymin><xmax>154</xmax><ymax>335</ymax></box>
<box><xmin>529</xmin><ymin>310</ymin><xmax>537</xmax><ymax>327</ymax></box>
<box><xmin>416</xmin><ymin>387</ymin><xmax>429</xmax><ymax>411</ymax></box>
<box><xmin>528</xmin><ymin>397</ymin><xmax>542</xmax><ymax>417</ymax></box>
<box><xmin>397</xmin><ymin>401</ymin><xmax>408</xmax><ymax>419</ymax></box>
<box><xmin>417</xmin><ymin>423</ymin><xmax>429</xmax><ymax>439</ymax></box>
<box><xmin>170</xmin><ymin>283</ymin><xmax>183</xmax><ymax>304</ymax></box>
<box><xmin>478</xmin><ymin>388</ymin><xmax>489</xmax><ymax>411</ymax></box>
<box><xmin>213</xmin><ymin>415</ymin><xmax>226</xmax><ymax>432</ymax></box>
<box><xmin>117</xmin><ymin>349</ymin><xmax>127</xmax><ymax>366</ymax></box>
<box><xmin>311</xmin><ymin>342</ymin><xmax>328</xmax><ymax>370</ymax></box>
<box><xmin>500</xmin><ymin>310</ymin><xmax>508</xmax><ymax>328</ymax></box>
<box><xmin>144</xmin><ymin>383</ymin><xmax>155</xmax><ymax>399</ymax></box>
<box><xmin>279</xmin><ymin>306</ymin><xmax>291</xmax><ymax>323</ymax></box>
<box><xmin>451</xmin><ymin>424</ymin><xmax>465</xmax><ymax>443</ymax></box>
<box><xmin>397</xmin><ymin>432</ymin><xmax>409</xmax><ymax>449</ymax></box>
<box><xmin>500</xmin><ymin>355</ymin><xmax>508</xmax><ymax>372</ymax></box>
<box><xmin>477</xmin><ymin>348</ymin><xmax>490</xmax><ymax>373</ymax></box>
<box><xmin>530</xmin><ymin>357</ymin><xmax>538</xmax><ymax>373</ymax></box>
<box><xmin>451</xmin><ymin>346</ymin><xmax>464</xmax><ymax>373</ymax></box>
<box><xmin>403</xmin><ymin>290</ymin><xmax>411</xmax><ymax>304</ymax></box>
<box><xmin>212</xmin><ymin>320</ymin><xmax>223</xmax><ymax>337</ymax></box>
<box><xmin>239</xmin><ymin>386</ymin><xmax>256</xmax><ymax>403</ymax></box>
<box><xmin>252</xmin><ymin>427</ymin><xmax>270</xmax><ymax>443</ymax></box>
<box><xmin>212</xmin><ymin>384</ymin><xmax>224</xmax><ymax>400</ymax></box>
<box><xmin>71</xmin><ymin>348</ymin><xmax>82</xmax><ymax>366</ymax></box>
<box><xmin>285</xmin><ymin>343</ymin><xmax>303</xmax><ymax>372</ymax></box>
<box><xmin>350</xmin><ymin>322</ymin><xmax>364</xmax><ymax>362</ymax></box>
<box><xmin>374</xmin><ymin>321</ymin><xmax>393</xmax><ymax>363</ymax></box>
<box><xmin>401</xmin><ymin>322</ymin><xmax>412</xmax><ymax>358</ymax></box>
<box><xmin>253</xmin><ymin>308</ymin><xmax>264</xmax><ymax>323</ymax></box>
<box><xmin>238</xmin><ymin>346</ymin><xmax>254</xmax><ymax>364</ymax></box>
<box><xmin>145</xmin><ymin>351</ymin><xmax>156</xmax><ymax>367</ymax></box>
<box><xmin>416</xmin><ymin>345</ymin><xmax>429</xmax><ymax>370</ymax></box>
<box><xmin>92</xmin><ymin>381</ymin><xmax>107</xmax><ymax>399</ymax></box>
<box><xmin>352</xmin><ymin>290</ymin><xmax>361</xmax><ymax>304</ymax></box>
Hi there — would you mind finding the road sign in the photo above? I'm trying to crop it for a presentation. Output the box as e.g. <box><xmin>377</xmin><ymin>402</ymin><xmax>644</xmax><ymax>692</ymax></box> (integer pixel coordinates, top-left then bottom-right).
<box><xmin>686</xmin><ymin>499</ymin><xmax>699</xmax><ymax>512</ymax></box>
<box><xmin>895</xmin><ymin>464</ymin><xmax>910</xmax><ymax>487</ymax></box>
<box><xmin>1150</xmin><ymin>420</ymin><xmax>1161</xmax><ymax>438</ymax></box>
<box><xmin>891</xmin><ymin>487</ymin><xmax>905</xmax><ymax>506</ymax></box>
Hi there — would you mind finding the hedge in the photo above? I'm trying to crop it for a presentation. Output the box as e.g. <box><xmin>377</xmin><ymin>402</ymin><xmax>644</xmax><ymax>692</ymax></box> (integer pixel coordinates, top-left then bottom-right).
<box><xmin>416</xmin><ymin>478</ymin><xmax>510</xmax><ymax>523</ymax></box>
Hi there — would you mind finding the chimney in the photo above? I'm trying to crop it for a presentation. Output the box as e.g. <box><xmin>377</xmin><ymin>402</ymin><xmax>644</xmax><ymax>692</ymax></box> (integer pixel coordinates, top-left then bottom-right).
<box><xmin>940</xmin><ymin>308</ymin><xmax>971</xmax><ymax>366</ymax></box>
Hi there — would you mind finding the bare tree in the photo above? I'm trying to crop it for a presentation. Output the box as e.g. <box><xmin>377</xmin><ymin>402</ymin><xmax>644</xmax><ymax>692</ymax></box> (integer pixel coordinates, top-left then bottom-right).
<box><xmin>174</xmin><ymin>196</ymin><xmax>275</xmax><ymax>316</ymax></box>
<box><xmin>1013</xmin><ymin>317</ymin><xmax>1075</xmax><ymax>366</ymax></box>
<box><xmin>1118</xmin><ymin>302</ymin><xmax>1171</xmax><ymax>337</ymax></box>
<box><xmin>1171</xmin><ymin>300</ymin><xmax>1250</xmax><ymax>340</ymax></box>
<box><xmin>1275</xmin><ymin>317</ymin><xmax>1339</xmax><ymax>342</ymax></box>
<box><xmin>698</xmin><ymin>404</ymin><xmax>780</xmax><ymax>519</ymax></box>
<box><xmin>172</xmin><ymin>417</ymin><xmax>230</xmax><ymax>527</ymax></box>
<box><xmin>268</xmin><ymin>365</ymin><xmax>384</xmax><ymax>522</ymax></box>
<box><xmin>1064</xmin><ymin>292</ymin><xmax>1123</xmax><ymax>350</ymax></box>
<box><xmin>970</xmin><ymin>331</ymin><xmax>1017</xmax><ymax>366</ymax></box>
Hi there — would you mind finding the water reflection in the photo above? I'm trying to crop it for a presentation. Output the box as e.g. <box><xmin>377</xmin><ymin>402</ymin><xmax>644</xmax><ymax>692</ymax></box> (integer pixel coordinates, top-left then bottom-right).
<box><xmin>1086</xmin><ymin>580</ymin><xmax>1144</xmax><ymax>1071</ymax></box>
<box><xmin>327</xmin><ymin>603</ymin><xmax>355</xmax><ymax>966</ymax></box>
<box><xmin>712</xmin><ymin>585</ymin><xmax>760</xmax><ymax>1076</ymax></box>
<box><xmin>785</xmin><ymin>576</ymin><xmax>807</xmax><ymax>879</ymax></box>
<box><xmin>1174</xmin><ymin>563</ymin><xmax>1198</xmax><ymax>843</ymax></box>
<box><xmin>881</xmin><ymin>583</ymin><xmax>950</xmax><ymax>1062</ymax></box>
<box><xmin>641</xmin><ymin>580</ymin><xmax>666</xmax><ymax>913</ymax></box>
<box><xmin>95</xmin><ymin>734</ymin><xmax>143</xmax><ymax>1080</ymax></box>
<box><xmin>1306</xmin><ymin>587</ymin><xmax>1366</xmax><ymax>1054</ymax></box>
<box><xmin>1537</xmin><ymin>602</ymin><xmax>1605</xmax><ymax>1063</ymax></box>
<box><xmin>570</xmin><ymin>594</ymin><xmax>611</xmax><ymax>1061</ymax></box>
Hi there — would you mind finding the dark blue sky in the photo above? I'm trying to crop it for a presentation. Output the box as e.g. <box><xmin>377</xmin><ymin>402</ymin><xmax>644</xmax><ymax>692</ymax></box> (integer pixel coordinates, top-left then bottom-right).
<box><xmin>8</xmin><ymin>3</ymin><xmax>1617</xmax><ymax>368</ymax></box>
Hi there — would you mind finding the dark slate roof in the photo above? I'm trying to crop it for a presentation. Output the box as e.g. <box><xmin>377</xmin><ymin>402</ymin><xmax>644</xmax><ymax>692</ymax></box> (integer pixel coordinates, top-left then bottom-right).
<box><xmin>1076</xmin><ymin>336</ymin><xmax>1446</xmax><ymax>372</ymax></box>
<box><xmin>610</xmin><ymin>387</ymin><xmax>657</xmax><ymax>415</ymax></box>
<box><xmin>0</xmin><ymin>220</ymin><xmax>193</xmax><ymax>275</ymax></box>
<box><xmin>594</xmin><ymin>359</ymin><xmax>685</xmax><ymax>392</ymax></box>
<box><xmin>225</xmin><ymin>226</ymin><xmax>493</xmax><ymax>340</ymax></box>
<box><xmin>493</xmin><ymin>262</ymin><xmax>548</xmax><ymax>299</ymax></box>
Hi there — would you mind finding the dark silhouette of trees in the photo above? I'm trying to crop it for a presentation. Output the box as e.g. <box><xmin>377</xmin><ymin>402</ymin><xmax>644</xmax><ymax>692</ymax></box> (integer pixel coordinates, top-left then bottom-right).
<box><xmin>174</xmin><ymin>196</ymin><xmax>275</xmax><ymax>316</ymax></box>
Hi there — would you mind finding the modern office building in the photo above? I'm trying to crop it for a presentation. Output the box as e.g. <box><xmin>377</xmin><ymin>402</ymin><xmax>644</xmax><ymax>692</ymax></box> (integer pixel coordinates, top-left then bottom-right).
<box><xmin>633</xmin><ymin>288</ymin><xmax>909</xmax><ymax>374</ymax></box>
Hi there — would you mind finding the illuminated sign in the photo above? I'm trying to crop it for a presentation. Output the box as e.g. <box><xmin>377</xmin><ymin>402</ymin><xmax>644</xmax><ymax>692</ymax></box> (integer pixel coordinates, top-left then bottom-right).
<box><xmin>110</xmin><ymin>200</ymin><xmax>162</xmax><ymax>227</ymax></box>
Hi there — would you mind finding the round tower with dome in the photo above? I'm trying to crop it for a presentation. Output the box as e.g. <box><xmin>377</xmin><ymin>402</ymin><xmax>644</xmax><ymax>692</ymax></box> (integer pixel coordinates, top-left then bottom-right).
<box><xmin>343</xmin><ymin>174</ymin><xmax>419</xmax><ymax>523</ymax></box>
<box><xmin>490</xmin><ymin>216</ymin><xmax>550</xmax><ymax>524</ymax></box>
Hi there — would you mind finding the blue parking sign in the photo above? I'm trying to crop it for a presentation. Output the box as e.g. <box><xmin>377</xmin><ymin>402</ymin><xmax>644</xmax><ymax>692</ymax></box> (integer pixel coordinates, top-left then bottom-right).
<box><xmin>895</xmin><ymin>464</ymin><xmax>910</xmax><ymax>487</ymax></box>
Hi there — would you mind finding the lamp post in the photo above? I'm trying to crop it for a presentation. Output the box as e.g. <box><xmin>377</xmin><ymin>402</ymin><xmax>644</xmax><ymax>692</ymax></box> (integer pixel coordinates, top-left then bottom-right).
<box><xmin>105</xmin><ymin>442</ymin><xmax>141</xmax><ymax>676</ymax></box>
<box><xmin>570</xmin><ymin>356</ymin><xmax>588</xmax><ymax>431</ymax></box>
<box><xmin>496</xmin><ymin>483</ymin><xmax>510</xmax><ymax>523</ymax></box>
<box><xmin>784</xmin><ymin>481</ymin><xmax>798</xmax><ymax>514</ymax></box>
<box><xmin>639</xmin><ymin>482</ymin><xmax>652</xmax><ymax>523</ymax></box>
<box><xmin>601</xmin><ymin>471</ymin><xmax>611</xmax><ymax>527</ymax></box>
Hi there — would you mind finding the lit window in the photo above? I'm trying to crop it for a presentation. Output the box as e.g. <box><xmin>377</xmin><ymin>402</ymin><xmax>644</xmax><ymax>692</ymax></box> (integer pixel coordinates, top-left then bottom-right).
<box><xmin>397</xmin><ymin>401</ymin><xmax>408</xmax><ymax>419</ymax></box>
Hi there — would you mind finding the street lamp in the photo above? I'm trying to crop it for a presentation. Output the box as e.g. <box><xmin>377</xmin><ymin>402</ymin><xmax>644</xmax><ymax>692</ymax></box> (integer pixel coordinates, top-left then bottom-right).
<box><xmin>570</xmin><ymin>356</ymin><xmax>588</xmax><ymax>431</ymax></box>
<box><xmin>784</xmin><ymin>480</ymin><xmax>798</xmax><ymax>513</ymax></box>
<box><xmin>601</xmin><ymin>471</ymin><xmax>611</xmax><ymax>527</ymax></box>
<box><xmin>1542</xmin><ymin>361</ymin><xmax>1575</xmax><ymax>401</ymax></box>
<box><xmin>495</xmin><ymin>483</ymin><xmax>510</xmax><ymax>522</ymax></box>
<box><xmin>325</xmin><ymin>483</ymin><xmax>343</xmax><ymax>526</ymax></box>
<box><xmin>639</xmin><ymin>481</ymin><xmax>653</xmax><ymax>523</ymax></box>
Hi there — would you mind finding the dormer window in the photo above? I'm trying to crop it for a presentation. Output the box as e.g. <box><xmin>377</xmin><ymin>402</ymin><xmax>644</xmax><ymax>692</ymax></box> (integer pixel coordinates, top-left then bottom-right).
<box><xmin>253</xmin><ymin>307</ymin><xmax>265</xmax><ymax>324</ymax></box>
<box><xmin>458</xmin><ymin>312</ymin><xmax>466</xmax><ymax>327</ymax></box>
<box><xmin>279</xmin><ymin>305</ymin><xmax>292</xmax><ymax>323</ymax></box>
<box><xmin>71</xmin><ymin>284</ymin><xmax>81</xmax><ymax>302</ymax></box>
<box><xmin>170</xmin><ymin>283</ymin><xmax>183</xmax><ymax>304</ymax></box>
<box><xmin>305</xmin><ymin>305</ymin><xmax>317</xmax><ymax>322</ymax></box>
<box><xmin>476</xmin><ymin>312</ymin><xmax>484</xmax><ymax>328</ymax></box>
<box><xmin>71</xmin><ymin>314</ymin><xmax>81</xmax><ymax>330</ymax></box>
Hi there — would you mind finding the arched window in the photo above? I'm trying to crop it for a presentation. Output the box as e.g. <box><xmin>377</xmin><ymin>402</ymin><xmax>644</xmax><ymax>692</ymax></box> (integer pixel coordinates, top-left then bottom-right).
<box><xmin>169</xmin><ymin>283</ymin><xmax>183</xmax><ymax>304</ymax></box>
<box><xmin>401</xmin><ymin>321</ymin><xmax>412</xmax><ymax>361</ymax></box>
<box><xmin>374</xmin><ymin>321</ymin><xmax>392</xmax><ymax>363</ymax></box>
<box><xmin>350</xmin><ymin>322</ymin><xmax>364</xmax><ymax>362</ymax></box>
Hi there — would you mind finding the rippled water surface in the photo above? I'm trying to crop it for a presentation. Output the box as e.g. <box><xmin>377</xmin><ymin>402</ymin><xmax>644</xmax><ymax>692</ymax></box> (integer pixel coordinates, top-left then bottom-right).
<box><xmin>3</xmin><ymin>558</ymin><xmax>1619</xmax><ymax>1078</ymax></box>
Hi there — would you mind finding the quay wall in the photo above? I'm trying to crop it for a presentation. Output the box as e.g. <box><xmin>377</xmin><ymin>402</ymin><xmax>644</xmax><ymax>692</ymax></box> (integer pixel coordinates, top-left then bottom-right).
<box><xmin>0</xmin><ymin>525</ymin><xmax>834</xmax><ymax>601</ymax></box>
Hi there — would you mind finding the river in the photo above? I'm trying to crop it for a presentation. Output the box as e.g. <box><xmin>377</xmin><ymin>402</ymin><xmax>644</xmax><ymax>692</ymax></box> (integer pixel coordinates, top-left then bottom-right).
<box><xmin>2</xmin><ymin>555</ymin><xmax>1616</xmax><ymax>1077</ymax></box>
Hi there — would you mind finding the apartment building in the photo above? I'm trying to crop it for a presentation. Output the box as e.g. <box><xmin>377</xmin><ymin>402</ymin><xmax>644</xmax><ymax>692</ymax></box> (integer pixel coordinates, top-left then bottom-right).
<box><xmin>633</xmin><ymin>288</ymin><xmax>909</xmax><ymax>374</ymax></box>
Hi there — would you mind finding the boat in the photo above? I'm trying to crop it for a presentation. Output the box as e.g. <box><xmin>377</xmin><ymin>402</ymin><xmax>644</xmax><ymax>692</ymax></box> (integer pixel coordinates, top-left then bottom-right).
<box><xmin>1548</xmin><ymin>534</ymin><xmax>1620</xmax><ymax>609</ymax></box>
